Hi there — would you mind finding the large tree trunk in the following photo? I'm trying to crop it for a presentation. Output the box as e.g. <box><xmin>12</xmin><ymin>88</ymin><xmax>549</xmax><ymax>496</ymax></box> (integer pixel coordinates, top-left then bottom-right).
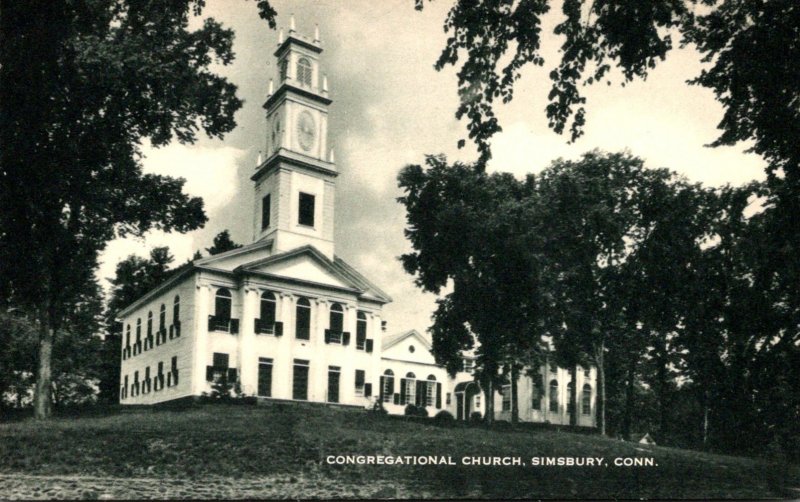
<box><xmin>34</xmin><ymin>319</ymin><xmax>54</xmax><ymax>419</ymax></box>
<box><xmin>484</xmin><ymin>378</ymin><xmax>494</xmax><ymax>425</ymax></box>
<box><xmin>595</xmin><ymin>341</ymin><xmax>606</xmax><ymax>435</ymax></box>
<box><xmin>622</xmin><ymin>360</ymin><xmax>636</xmax><ymax>440</ymax></box>
<box><xmin>511</xmin><ymin>365</ymin><xmax>519</xmax><ymax>425</ymax></box>
<box><xmin>569</xmin><ymin>365</ymin><xmax>578</xmax><ymax>426</ymax></box>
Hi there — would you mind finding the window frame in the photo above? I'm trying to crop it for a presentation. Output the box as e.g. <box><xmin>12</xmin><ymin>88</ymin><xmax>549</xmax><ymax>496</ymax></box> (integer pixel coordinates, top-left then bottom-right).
<box><xmin>298</xmin><ymin>192</ymin><xmax>315</xmax><ymax>227</ymax></box>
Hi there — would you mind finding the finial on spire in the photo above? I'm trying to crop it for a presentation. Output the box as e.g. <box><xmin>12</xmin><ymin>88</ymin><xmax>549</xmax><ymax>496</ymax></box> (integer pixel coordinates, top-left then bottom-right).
<box><xmin>329</xmin><ymin>148</ymin><xmax>335</xmax><ymax>163</ymax></box>
<box><xmin>278</xmin><ymin>28</ymin><xmax>284</xmax><ymax>44</ymax></box>
<box><xmin>289</xmin><ymin>14</ymin><xmax>296</xmax><ymax>33</ymax></box>
<box><xmin>314</xmin><ymin>24</ymin><xmax>320</xmax><ymax>43</ymax></box>
<box><xmin>322</xmin><ymin>75</ymin><xmax>328</xmax><ymax>94</ymax></box>
<box><xmin>268</xmin><ymin>78</ymin><xmax>274</xmax><ymax>96</ymax></box>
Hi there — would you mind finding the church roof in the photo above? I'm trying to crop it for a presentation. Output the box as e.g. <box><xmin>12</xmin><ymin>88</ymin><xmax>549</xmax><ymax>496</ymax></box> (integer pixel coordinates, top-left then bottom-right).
<box><xmin>116</xmin><ymin>243</ymin><xmax>390</xmax><ymax>318</ymax></box>
<box><xmin>383</xmin><ymin>329</ymin><xmax>432</xmax><ymax>351</ymax></box>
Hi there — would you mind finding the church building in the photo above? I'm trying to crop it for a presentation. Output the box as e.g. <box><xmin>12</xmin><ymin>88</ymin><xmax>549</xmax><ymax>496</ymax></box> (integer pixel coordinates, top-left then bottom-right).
<box><xmin>116</xmin><ymin>19</ymin><xmax>596</xmax><ymax>429</ymax></box>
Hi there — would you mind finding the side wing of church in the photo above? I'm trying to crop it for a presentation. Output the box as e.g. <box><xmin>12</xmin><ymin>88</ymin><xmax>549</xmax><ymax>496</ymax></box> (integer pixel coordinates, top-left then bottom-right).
<box><xmin>116</xmin><ymin>19</ymin><xmax>597</xmax><ymax>428</ymax></box>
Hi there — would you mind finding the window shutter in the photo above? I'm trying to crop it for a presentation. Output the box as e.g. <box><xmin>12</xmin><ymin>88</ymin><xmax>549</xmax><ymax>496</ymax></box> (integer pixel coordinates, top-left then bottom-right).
<box><xmin>324</xmin><ymin>329</ymin><xmax>331</xmax><ymax>344</ymax></box>
<box><xmin>230</xmin><ymin>319</ymin><xmax>240</xmax><ymax>334</ymax></box>
<box><xmin>388</xmin><ymin>377</ymin><xmax>394</xmax><ymax>395</ymax></box>
<box><xmin>393</xmin><ymin>393</ymin><xmax>400</xmax><ymax>405</ymax></box>
<box><xmin>379</xmin><ymin>376</ymin><xmax>385</xmax><ymax>400</ymax></box>
<box><xmin>227</xmin><ymin>368</ymin><xmax>238</xmax><ymax>382</ymax></box>
<box><xmin>365</xmin><ymin>339</ymin><xmax>373</xmax><ymax>353</ymax></box>
<box><xmin>400</xmin><ymin>379</ymin><xmax>406</xmax><ymax>405</ymax></box>
<box><xmin>436</xmin><ymin>383</ymin><xmax>442</xmax><ymax>408</ymax></box>
<box><xmin>342</xmin><ymin>332</ymin><xmax>350</xmax><ymax>346</ymax></box>
<box><xmin>205</xmin><ymin>366</ymin><xmax>214</xmax><ymax>381</ymax></box>
<box><xmin>274</xmin><ymin>322</ymin><xmax>283</xmax><ymax>336</ymax></box>
<box><xmin>254</xmin><ymin>318</ymin><xmax>262</xmax><ymax>334</ymax></box>
<box><xmin>364</xmin><ymin>383</ymin><xmax>372</xmax><ymax>397</ymax></box>
<box><xmin>415</xmin><ymin>381</ymin><xmax>424</xmax><ymax>407</ymax></box>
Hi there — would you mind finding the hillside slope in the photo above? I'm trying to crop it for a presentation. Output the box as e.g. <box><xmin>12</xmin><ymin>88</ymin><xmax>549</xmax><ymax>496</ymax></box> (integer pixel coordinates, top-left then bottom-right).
<box><xmin>0</xmin><ymin>404</ymin><xmax>797</xmax><ymax>499</ymax></box>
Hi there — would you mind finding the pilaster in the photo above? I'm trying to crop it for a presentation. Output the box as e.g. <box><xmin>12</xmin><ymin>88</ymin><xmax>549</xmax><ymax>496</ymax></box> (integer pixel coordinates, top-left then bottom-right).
<box><xmin>193</xmin><ymin>284</ymin><xmax>211</xmax><ymax>395</ymax></box>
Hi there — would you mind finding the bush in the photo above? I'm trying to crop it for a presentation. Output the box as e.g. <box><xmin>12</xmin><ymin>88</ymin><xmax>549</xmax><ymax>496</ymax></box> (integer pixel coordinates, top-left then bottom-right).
<box><xmin>371</xmin><ymin>399</ymin><xmax>388</xmax><ymax>415</ymax></box>
<box><xmin>469</xmin><ymin>411</ymin><xmax>483</xmax><ymax>423</ymax></box>
<box><xmin>434</xmin><ymin>410</ymin><xmax>455</xmax><ymax>424</ymax></box>
<box><xmin>404</xmin><ymin>404</ymin><xmax>419</xmax><ymax>416</ymax></box>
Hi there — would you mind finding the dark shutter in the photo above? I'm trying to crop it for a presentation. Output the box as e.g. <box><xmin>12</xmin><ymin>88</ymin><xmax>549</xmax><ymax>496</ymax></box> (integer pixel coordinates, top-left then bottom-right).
<box><xmin>388</xmin><ymin>376</ymin><xmax>394</xmax><ymax>395</ymax></box>
<box><xmin>393</xmin><ymin>393</ymin><xmax>400</xmax><ymax>405</ymax></box>
<box><xmin>274</xmin><ymin>322</ymin><xmax>283</xmax><ymax>336</ymax></box>
<box><xmin>227</xmin><ymin>368</ymin><xmax>238</xmax><ymax>382</ymax></box>
<box><xmin>324</xmin><ymin>329</ymin><xmax>331</xmax><ymax>344</ymax></box>
<box><xmin>436</xmin><ymin>382</ymin><xmax>442</xmax><ymax>408</ymax></box>
<box><xmin>365</xmin><ymin>339</ymin><xmax>373</xmax><ymax>353</ymax></box>
<box><xmin>230</xmin><ymin>319</ymin><xmax>240</xmax><ymax>334</ymax></box>
<box><xmin>379</xmin><ymin>376</ymin><xmax>385</xmax><ymax>401</ymax></box>
<box><xmin>342</xmin><ymin>332</ymin><xmax>350</xmax><ymax>345</ymax></box>
<box><xmin>206</xmin><ymin>366</ymin><xmax>214</xmax><ymax>381</ymax></box>
<box><xmin>364</xmin><ymin>383</ymin><xmax>372</xmax><ymax>397</ymax></box>
<box><xmin>400</xmin><ymin>379</ymin><xmax>406</xmax><ymax>405</ymax></box>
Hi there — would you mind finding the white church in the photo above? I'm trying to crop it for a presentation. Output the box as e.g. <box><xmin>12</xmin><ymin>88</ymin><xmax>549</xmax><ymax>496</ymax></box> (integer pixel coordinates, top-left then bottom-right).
<box><xmin>117</xmin><ymin>20</ymin><xmax>596</xmax><ymax>428</ymax></box>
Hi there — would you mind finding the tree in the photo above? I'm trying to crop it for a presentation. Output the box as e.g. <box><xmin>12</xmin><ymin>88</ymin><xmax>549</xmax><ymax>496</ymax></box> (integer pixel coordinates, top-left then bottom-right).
<box><xmin>415</xmin><ymin>0</ymin><xmax>800</xmax><ymax>180</ymax></box>
<box><xmin>398</xmin><ymin>156</ymin><xmax>547</xmax><ymax>424</ymax></box>
<box><xmin>0</xmin><ymin>1</ymin><xmax>277</xmax><ymax>418</ymax></box>
<box><xmin>206</xmin><ymin>230</ymin><xmax>243</xmax><ymax>256</ymax></box>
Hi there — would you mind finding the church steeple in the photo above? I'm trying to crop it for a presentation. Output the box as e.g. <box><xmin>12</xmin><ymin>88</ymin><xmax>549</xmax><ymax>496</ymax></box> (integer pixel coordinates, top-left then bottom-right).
<box><xmin>252</xmin><ymin>18</ymin><xmax>336</xmax><ymax>259</ymax></box>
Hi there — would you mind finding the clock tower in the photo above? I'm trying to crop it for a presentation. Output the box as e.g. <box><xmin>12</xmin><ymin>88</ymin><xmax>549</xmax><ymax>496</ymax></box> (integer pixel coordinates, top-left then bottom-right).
<box><xmin>252</xmin><ymin>18</ymin><xmax>336</xmax><ymax>259</ymax></box>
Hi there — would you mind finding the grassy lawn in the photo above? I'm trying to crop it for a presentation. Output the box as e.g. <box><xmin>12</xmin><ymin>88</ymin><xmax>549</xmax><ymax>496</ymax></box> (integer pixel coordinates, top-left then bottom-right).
<box><xmin>0</xmin><ymin>403</ymin><xmax>797</xmax><ymax>499</ymax></box>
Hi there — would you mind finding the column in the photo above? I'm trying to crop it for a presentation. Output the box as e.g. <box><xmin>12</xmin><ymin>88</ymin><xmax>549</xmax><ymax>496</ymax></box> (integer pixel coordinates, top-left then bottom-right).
<box><xmin>277</xmin><ymin>293</ymin><xmax>295</xmax><ymax>399</ymax></box>
<box><xmin>193</xmin><ymin>284</ymin><xmax>211</xmax><ymax>395</ymax></box>
<box><xmin>313</xmin><ymin>298</ymin><xmax>328</xmax><ymax>402</ymax></box>
<box><xmin>239</xmin><ymin>287</ymin><xmax>258</xmax><ymax>395</ymax></box>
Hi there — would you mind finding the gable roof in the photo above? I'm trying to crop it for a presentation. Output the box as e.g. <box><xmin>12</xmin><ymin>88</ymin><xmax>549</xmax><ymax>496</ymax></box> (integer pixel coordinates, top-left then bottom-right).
<box><xmin>235</xmin><ymin>245</ymin><xmax>391</xmax><ymax>303</ymax></box>
<box><xmin>383</xmin><ymin>329</ymin><xmax>432</xmax><ymax>352</ymax></box>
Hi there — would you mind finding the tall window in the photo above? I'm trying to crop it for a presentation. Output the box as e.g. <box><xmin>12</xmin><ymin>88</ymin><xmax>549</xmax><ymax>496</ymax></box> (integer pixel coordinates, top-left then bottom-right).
<box><xmin>215</xmin><ymin>288</ymin><xmax>232</xmax><ymax>319</ymax></box>
<box><xmin>531</xmin><ymin>376</ymin><xmax>543</xmax><ymax>410</ymax></box>
<box><xmin>124</xmin><ymin>324</ymin><xmax>131</xmax><ymax>356</ymax></box>
<box><xmin>298</xmin><ymin>192</ymin><xmax>315</xmax><ymax>227</ymax></box>
<box><xmin>404</xmin><ymin>372</ymin><xmax>416</xmax><ymax>405</ymax></box>
<box><xmin>258</xmin><ymin>358</ymin><xmax>273</xmax><ymax>397</ymax></box>
<box><xmin>297</xmin><ymin>57</ymin><xmax>312</xmax><ymax>86</ymax></box>
<box><xmin>356</xmin><ymin>311</ymin><xmax>367</xmax><ymax>350</ymax></box>
<box><xmin>159</xmin><ymin>304</ymin><xmax>166</xmax><ymax>331</ymax></box>
<box><xmin>549</xmin><ymin>379</ymin><xmax>559</xmax><ymax>413</ymax></box>
<box><xmin>329</xmin><ymin>303</ymin><xmax>343</xmax><ymax>333</ymax></box>
<box><xmin>426</xmin><ymin>375</ymin><xmax>436</xmax><ymax>407</ymax></box>
<box><xmin>261</xmin><ymin>291</ymin><xmax>276</xmax><ymax>325</ymax></box>
<box><xmin>328</xmin><ymin>366</ymin><xmax>341</xmax><ymax>403</ymax></box>
<box><xmin>279</xmin><ymin>57</ymin><xmax>288</xmax><ymax>81</ymax></box>
<box><xmin>501</xmin><ymin>384</ymin><xmax>512</xmax><ymax>411</ymax></box>
<box><xmin>582</xmin><ymin>384</ymin><xmax>592</xmax><ymax>415</ymax></box>
<box><xmin>147</xmin><ymin>311</ymin><xmax>153</xmax><ymax>339</ymax></box>
<box><xmin>293</xmin><ymin>359</ymin><xmax>309</xmax><ymax>400</ymax></box>
<box><xmin>381</xmin><ymin>369</ymin><xmax>394</xmax><ymax>403</ymax></box>
<box><xmin>462</xmin><ymin>358</ymin><xmax>475</xmax><ymax>373</ymax></box>
<box><xmin>354</xmin><ymin>369</ymin><xmax>365</xmax><ymax>397</ymax></box>
<box><xmin>295</xmin><ymin>297</ymin><xmax>311</xmax><ymax>340</ymax></box>
<box><xmin>135</xmin><ymin>318</ymin><xmax>141</xmax><ymax>354</ymax></box>
<box><xmin>173</xmin><ymin>295</ymin><xmax>180</xmax><ymax>324</ymax></box>
<box><xmin>583</xmin><ymin>366</ymin><xmax>591</xmax><ymax>379</ymax></box>
<box><xmin>261</xmin><ymin>194</ymin><xmax>271</xmax><ymax>230</ymax></box>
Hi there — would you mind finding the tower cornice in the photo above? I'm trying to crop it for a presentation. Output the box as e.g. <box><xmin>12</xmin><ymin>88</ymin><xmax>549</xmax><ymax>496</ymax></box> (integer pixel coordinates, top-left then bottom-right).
<box><xmin>263</xmin><ymin>82</ymin><xmax>332</xmax><ymax>111</ymax></box>
<box><xmin>275</xmin><ymin>34</ymin><xmax>322</xmax><ymax>58</ymax></box>
<box><xmin>251</xmin><ymin>149</ymin><xmax>337</xmax><ymax>182</ymax></box>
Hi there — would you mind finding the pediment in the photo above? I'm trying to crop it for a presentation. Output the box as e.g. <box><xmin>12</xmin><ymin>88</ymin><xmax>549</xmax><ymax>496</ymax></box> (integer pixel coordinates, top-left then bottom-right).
<box><xmin>237</xmin><ymin>245</ymin><xmax>358</xmax><ymax>292</ymax></box>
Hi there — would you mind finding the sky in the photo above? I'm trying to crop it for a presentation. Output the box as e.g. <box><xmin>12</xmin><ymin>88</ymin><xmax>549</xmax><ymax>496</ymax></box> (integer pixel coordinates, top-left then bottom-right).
<box><xmin>97</xmin><ymin>0</ymin><xmax>767</xmax><ymax>336</ymax></box>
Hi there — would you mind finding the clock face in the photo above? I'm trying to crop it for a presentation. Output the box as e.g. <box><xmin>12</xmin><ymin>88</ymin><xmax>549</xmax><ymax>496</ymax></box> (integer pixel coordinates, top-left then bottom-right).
<box><xmin>297</xmin><ymin>111</ymin><xmax>316</xmax><ymax>152</ymax></box>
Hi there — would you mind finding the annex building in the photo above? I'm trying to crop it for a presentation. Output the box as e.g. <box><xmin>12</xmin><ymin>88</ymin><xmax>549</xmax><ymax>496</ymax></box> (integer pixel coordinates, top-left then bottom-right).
<box><xmin>117</xmin><ymin>20</ymin><xmax>596</xmax><ymax>428</ymax></box>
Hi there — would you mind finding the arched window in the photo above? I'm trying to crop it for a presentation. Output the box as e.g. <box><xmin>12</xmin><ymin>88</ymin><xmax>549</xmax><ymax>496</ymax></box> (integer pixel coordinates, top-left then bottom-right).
<box><xmin>404</xmin><ymin>372</ymin><xmax>416</xmax><ymax>406</ymax></box>
<box><xmin>549</xmin><ymin>379</ymin><xmax>559</xmax><ymax>413</ymax></box>
<box><xmin>582</xmin><ymin>384</ymin><xmax>592</xmax><ymax>415</ymax></box>
<box><xmin>531</xmin><ymin>376</ymin><xmax>544</xmax><ymax>410</ymax></box>
<box><xmin>159</xmin><ymin>304</ymin><xmax>166</xmax><ymax>331</ymax></box>
<box><xmin>215</xmin><ymin>288</ymin><xmax>232</xmax><ymax>319</ymax></box>
<box><xmin>260</xmin><ymin>291</ymin><xmax>276</xmax><ymax>325</ymax></box>
<box><xmin>426</xmin><ymin>375</ymin><xmax>437</xmax><ymax>407</ymax></box>
<box><xmin>356</xmin><ymin>311</ymin><xmax>367</xmax><ymax>350</ymax></box>
<box><xmin>329</xmin><ymin>303</ymin><xmax>344</xmax><ymax>333</ymax></box>
<box><xmin>295</xmin><ymin>297</ymin><xmax>311</xmax><ymax>340</ymax></box>
<box><xmin>297</xmin><ymin>57</ymin><xmax>312</xmax><ymax>86</ymax></box>
<box><xmin>567</xmin><ymin>381</ymin><xmax>575</xmax><ymax>414</ymax></box>
<box><xmin>382</xmin><ymin>369</ymin><xmax>394</xmax><ymax>403</ymax></box>
<box><xmin>173</xmin><ymin>295</ymin><xmax>180</xmax><ymax>324</ymax></box>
